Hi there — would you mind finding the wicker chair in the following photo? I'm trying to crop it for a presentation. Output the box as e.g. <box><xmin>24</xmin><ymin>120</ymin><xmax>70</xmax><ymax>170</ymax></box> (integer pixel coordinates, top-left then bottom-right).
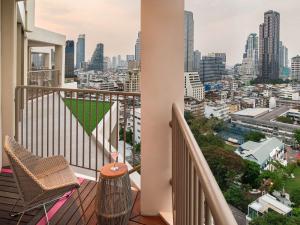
<box><xmin>4</xmin><ymin>136</ymin><xmax>85</xmax><ymax>225</ymax></box>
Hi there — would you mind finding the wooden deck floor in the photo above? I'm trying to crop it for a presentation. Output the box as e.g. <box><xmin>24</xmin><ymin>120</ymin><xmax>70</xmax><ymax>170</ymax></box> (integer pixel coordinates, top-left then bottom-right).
<box><xmin>0</xmin><ymin>172</ymin><xmax>167</xmax><ymax>225</ymax></box>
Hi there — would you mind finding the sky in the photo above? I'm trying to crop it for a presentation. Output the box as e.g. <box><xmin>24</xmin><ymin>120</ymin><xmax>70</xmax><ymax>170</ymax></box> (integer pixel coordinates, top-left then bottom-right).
<box><xmin>35</xmin><ymin>0</ymin><xmax>300</xmax><ymax>66</ymax></box>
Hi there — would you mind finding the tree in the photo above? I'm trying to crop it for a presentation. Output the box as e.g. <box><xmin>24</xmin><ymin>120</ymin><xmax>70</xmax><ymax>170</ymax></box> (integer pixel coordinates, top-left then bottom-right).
<box><xmin>244</xmin><ymin>131</ymin><xmax>266</xmax><ymax>142</ymax></box>
<box><xmin>291</xmin><ymin>189</ymin><xmax>300</xmax><ymax>207</ymax></box>
<box><xmin>276</xmin><ymin>116</ymin><xmax>293</xmax><ymax>124</ymax></box>
<box><xmin>202</xmin><ymin>145</ymin><xmax>245</xmax><ymax>190</ymax></box>
<box><xmin>294</xmin><ymin>129</ymin><xmax>300</xmax><ymax>145</ymax></box>
<box><xmin>224</xmin><ymin>185</ymin><xmax>251</xmax><ymax>213</ymax></box>
<box><xmin>241</xmin><ymin>160</ymin><xmax>261</xmax><ymax>189</ymax></box>
<box><xmin>250</xmin><ymin>212</ymin><xmax>290</xmax><ymax>225</ymax></box>
<box><xmin>119</xmin><ymin>127</ymin><xmax>134</xmax><ymax>145</ymax></box>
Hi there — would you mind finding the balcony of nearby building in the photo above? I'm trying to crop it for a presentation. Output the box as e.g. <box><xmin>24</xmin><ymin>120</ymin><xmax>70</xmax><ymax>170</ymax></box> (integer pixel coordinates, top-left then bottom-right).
<box><xmin>0</xmin><ymin>0</ymin><xmax>239</xmax><ymax>225</ymax></box>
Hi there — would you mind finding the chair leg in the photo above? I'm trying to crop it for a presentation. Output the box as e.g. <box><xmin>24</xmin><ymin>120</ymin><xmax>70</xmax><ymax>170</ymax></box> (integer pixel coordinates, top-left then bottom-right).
<box><xmin>77</xmin><ymin>188</ymin><xmax>86</xmax><ymax>224</ymax></box>
<box><xmin>43</xmin><ymin>204</ymin><xmax>50</xmax><ymax>225</ymax></box>
<box><xmin>16</xmin><ymin>212</ymin><xmax>24</xmax><ymax>225</ymax></box>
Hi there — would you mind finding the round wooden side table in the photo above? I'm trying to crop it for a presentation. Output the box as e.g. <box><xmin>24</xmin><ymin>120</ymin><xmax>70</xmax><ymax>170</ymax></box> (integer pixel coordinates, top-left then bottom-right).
<box><xmin>95</xmin><ymin>162</ymin><xmax>132</xmax><ymax>225</ymax></box>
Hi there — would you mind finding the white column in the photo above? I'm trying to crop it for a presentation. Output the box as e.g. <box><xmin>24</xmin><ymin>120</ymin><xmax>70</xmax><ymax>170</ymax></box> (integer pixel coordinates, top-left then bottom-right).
<box><xmin>1</xmin><ymin>0</ymin><xmax>17</xmax><ymax>165</ymax></box>
<box><xmin>140</xmin><ymin>0</ymin><xmax>184</xmax><ymax>216</ymax></box>
<box><xmin>17</xmin><ymin>23</ymin><xmax>24</xmax><ymax>86</ymax></box>
<box><xmin>55</xmin><ymin>45</ymin><xmax>65</xmax><ymax>85</ymax></box>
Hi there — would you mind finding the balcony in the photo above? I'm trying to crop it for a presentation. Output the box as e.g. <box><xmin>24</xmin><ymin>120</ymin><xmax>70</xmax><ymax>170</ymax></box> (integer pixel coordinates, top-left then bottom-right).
<box><xmin>7</xmin><ymin>86</ymin><xmax>239</xmax><ymax>225</ymax></box>
<box><xmin>1</xmin><ymin>0</ymin><xmax>239</xmax><ymax>224</ymax></box>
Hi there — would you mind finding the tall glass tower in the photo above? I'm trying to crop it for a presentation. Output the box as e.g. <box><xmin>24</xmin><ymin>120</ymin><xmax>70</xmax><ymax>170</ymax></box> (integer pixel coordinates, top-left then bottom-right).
<box><xmin>76</xmin><ymin>34</ymin><xmax>85</xmax><ymax>69</ymax></box>
<box><xmin>89</xmin><ymin>43</ymin><xmax>104</xmax><ymax>72</ymax></box>
<box><xmin>259</xmin><ymin>10</ymin><xmax>280</xmax><ymax>81</ymax></box>
<box><xmin>65</xmin><ymin>40</ymin><xmax>75</xmax><ymax>78</ymax></box>
<box><xmin>135</xmin><ymin>32</ymin><xmax>141</xmax><ymax>63</ymax></box>
<box><xmin>184</xmin><ymin>11</ymin><xmax>194</xmax><ymax>72</ymax></box>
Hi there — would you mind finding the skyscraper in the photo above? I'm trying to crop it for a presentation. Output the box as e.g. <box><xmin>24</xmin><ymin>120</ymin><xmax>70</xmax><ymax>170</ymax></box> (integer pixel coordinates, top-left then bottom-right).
<box><xmin>240</xmin><ymin>33</ymin><xmax>259</xmax><ymax>83</ymax></box>
<box><xmin>259</xmin><ymin>10</ymin><xmax>280</xmax><ymax>81</ymax></box>
<box><xmin>135</xmin><ymin>32</ymin><xmax>141</xmax><ymax>63</ymax></box>
<box><xmin>184</xmin><ymin>11</ymin><xmax>194</xmax><ymax>72</ymax></box>
<box><xmin>193</xmin><ymin>50</ymin><xmax>201</xmax><ymax>72</ymax></box>
<box><xmin>76</xmin><ymin>34</ymin><xmax>85</xmax><ymax>69</ymax></box>
<box><xmin>65</xmin><ymin>40</ymin><xmax>75</xmax><ymax>78</ymax></box>
<box><xmin>89</xmin><ymin>43</ymin><xmax>104</xmax><ymax>72</ymax></box>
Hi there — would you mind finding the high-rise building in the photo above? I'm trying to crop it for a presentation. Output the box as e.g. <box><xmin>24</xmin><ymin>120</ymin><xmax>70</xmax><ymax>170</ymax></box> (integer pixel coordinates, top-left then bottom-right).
<box><xmin>89</xmin><ymin>43</ymin><xmax>104</xmax><ymax>72</ymax></box>
<box><xmin>65</xmin><ymin>40</ymin><xmax>75</xmax><ymax>78</ymax></box>
<box><xmin>76</xmin><ymin>34</ymin><xmax>85</xmax><ymax>69</ymax></box>
<box><xmin>240</xmin><ymin>33</ymin><xmax>259</xmax><ymax>83</ymax></box>
<box><xmin>124</xmin><ymin>69</ymin><xmax>140</xmax><ymax>92</ymax></box>
<box><xmin>259</xmin><ymin>10</ymin><xmax>280</xmax><ymax>81</ymax></box>
<box><xmin>279</xmin><ymin>41</ymin><xmax>288</xmax><ymax>68</ymax></box>
<box><xmin>184</xmin><ymin>72</ymin><xmax>204</xmax><ymax>101</ymax></box>
<box><xmin>126</xmin><ymin>55</ymin><xmax>135</xmax><ymax>62</ymax></box>
<box><xmin>112</xmin><ymin>56</ymin><xmax>117</xmax><ymax>69</ymax></box>
<box><xmin>193</xmin><ymin>50</ymin><xmax>201</xmax><ymax>72</ymax></box>
<box><xmin>103</xmin><ymin>57</ymin><xmax>111</xmax><ymax>71</ymax></box>
<box><xmin>199</xmin><ymin>56</ymin><xmax>225</xmax><ymax>83</ymax></box>
<box><xmin>292</xmin><ymin>55</ymin><xmax>300</xmax><ymax>81</ymax></box>
<box><xmin>184</xmin><ymin>11</ymin><xmax>194</xmax><ymax>72</ymax></box>
<box><xmin>135</xmin><ymin>32</ymin><xmax>141</xmax><ymax>63</ymax></box>
<box><xmin>207</xmin><ymin>53</ymin><xmax>226</xmax><ymax>64</ymax></box>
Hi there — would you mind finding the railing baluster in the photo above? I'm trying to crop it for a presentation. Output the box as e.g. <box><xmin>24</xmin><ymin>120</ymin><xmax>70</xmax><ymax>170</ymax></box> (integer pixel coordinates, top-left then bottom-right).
<box><xmin>47</xmin><ymin>90</ymin><xmax>49</xmax><ymax>157</ymax></box>
<box><xmin>82</xmin><ymin>94</ymin><xmax>85</xmax><ymax>167</ymax></box>
<box><xmin>64</xmin><ymin>91</ymin><xmax>67</xmax><ymax>158</ymax></box>
<box><xmin>102</xmin><ymin>93</ymin><xmax>105</xmax><ymax>166</ymax></box>
<box><xmin>26</xmin><ymin>88</ymin><xmax>28</xmax><ymax>149</ymax></box>
<box><xmin>116</xmin><ymin>95</ymin><xmax>119</xmax><ymax>162</ymax></box>
<box><xmin>52</xmin><ymin>89</ymin><xmax>55</xmax><ymax>156</ymax></box>
<box><xmin>89</xmin><ymin>93</ymin><xmax>92</xmax><ymax>169</ymax></box>
<box><xmin>41</xmin><ymin>89</ymin><xmax>44</xmax><ymax>157</ymax></box>
<box><xmin>76</xmin><ymin>91</ymin><xmax>79</xmax><ymax>166</ymax></box>
<box><xmin>109</xmin><ymin>93</ymin><xmax>112</xmax><ymax>159</ymax></box>
<box><xmin>36</xmin><ymin>88</ymin><xmax>39</xmax><ymax>156</ymax></box>
<box><xmin>123</xmin><ymin>96</ymin><xmax>127</xmax><ymax>163</ymax></box>
<box><xmin>132</xmin><ymin>96</ymin><xmax>135</xmax><ymax>166</ymax></box>
<box><xmin>58</xmin><ymin>90</ymin><xmax>61</xmax><ymax>155</ymax></box>
<box><xmin>95</xmin><ymin>93</ymin><xmax>99</xmax><ymax>179</ymax></box>
<box><xmin>70</xmin><ymin>91</ymin><xmax>73</xmax><ymax>164</ymax></box>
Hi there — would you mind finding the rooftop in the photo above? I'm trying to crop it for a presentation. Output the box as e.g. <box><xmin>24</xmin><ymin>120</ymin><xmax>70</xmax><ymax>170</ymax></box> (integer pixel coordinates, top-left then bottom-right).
<box><xmin>233</xmin><ymin>108</ymin><xmax>269</xmax><ymax>118</ymax></box>
<box><xmin>249</xmin><ymin>194</ymin><xmax>292</xmax><ymax>215</ymax></box>
<box><xmin>237</xmin><ymin>137</ymin><xmax>283</xmax><ymax>165</ymax></box>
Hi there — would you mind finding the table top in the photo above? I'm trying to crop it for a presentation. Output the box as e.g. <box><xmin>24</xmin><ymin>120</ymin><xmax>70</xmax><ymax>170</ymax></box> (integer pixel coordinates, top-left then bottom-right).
<box><xmin>99</xmin><ymin>162</ymin><xmax>128</xmax><ymax>179</ymax></box>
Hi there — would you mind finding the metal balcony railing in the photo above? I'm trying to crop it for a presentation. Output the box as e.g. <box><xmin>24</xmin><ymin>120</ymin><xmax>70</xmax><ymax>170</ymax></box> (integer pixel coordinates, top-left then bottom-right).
<box><xmin>172</xmin><ymin>104</ymin><xmax>238</xmax><ymax>225</ymax></box>
<box><xmin>14</xmin><ymin>86</ymin><xmax>141</xmax><ymax>179</ymax></box>
<box><xmin>27</xmin><ymin>69</ymin><xmax>60</xmax><ymax>87</ymax></box>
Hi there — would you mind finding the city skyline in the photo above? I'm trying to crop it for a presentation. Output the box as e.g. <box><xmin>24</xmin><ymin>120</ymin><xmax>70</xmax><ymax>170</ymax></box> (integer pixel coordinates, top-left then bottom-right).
<box><xmin>36</xmin><ymin>0</ymin><xmax>300</xmax><ymax>66</ymax></box>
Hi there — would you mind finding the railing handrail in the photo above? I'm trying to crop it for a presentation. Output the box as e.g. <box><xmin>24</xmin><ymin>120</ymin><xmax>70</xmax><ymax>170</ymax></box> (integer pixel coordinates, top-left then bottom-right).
<box><xmin>28</xmin><ymin>69</ymin><xmax>60</xmax><ymax>73</ymax></box>
<box><xmin>172</xmin><ymin>103</ymin><xmax>238</xmax><ymax>225</ymax></box>
<box><xmin>16</xmin><ymin>85</ymin><xmax>141</xmax><ymax>97</ymax></box>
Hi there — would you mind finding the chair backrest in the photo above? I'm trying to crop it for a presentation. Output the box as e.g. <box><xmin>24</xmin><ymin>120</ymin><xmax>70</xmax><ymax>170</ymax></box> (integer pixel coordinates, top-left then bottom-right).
<box><xmin>4</xmin><ymin>136</ymin><xmax>44</xmax><ymax>205</ymax></box>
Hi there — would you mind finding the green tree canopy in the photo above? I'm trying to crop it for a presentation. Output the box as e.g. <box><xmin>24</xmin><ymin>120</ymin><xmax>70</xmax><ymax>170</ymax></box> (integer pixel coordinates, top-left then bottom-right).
<box><xmin>244</xmin><ymin>131</ymin><xmax>266</xmax><ymax>142</ymax></box>
<box><xmin>294</xmin><ymin>129</ymin><xmax>300</xmax><ymax>145</ymax></box>
<box><xmin>241</xmin><ymin>160</ymin><xmax>261</xmax><ymax>189</ymax></box>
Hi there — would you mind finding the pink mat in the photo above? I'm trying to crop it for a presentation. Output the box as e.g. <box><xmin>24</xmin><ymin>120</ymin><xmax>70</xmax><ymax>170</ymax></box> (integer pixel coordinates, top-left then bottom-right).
<box><xmin>1</xmin><ymin>168</ymin><xmax>85</xmax><ymax>225</ymax></box>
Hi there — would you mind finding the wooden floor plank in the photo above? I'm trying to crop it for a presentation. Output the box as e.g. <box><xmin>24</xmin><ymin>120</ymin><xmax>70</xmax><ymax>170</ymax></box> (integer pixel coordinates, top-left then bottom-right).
<box><xmin>0</xmin><ymin>173</ymin><xmax>167</xmax><ymax>225</ymax></box>
<box><xmin>66</xmin><ymin>182</ymin><xmax>97</xmax><ymax>225</ymax></box>
<box><xmin>53</xmin><ymin>180</ymin><xmax>95</xmax><ymax>225</ymax></box>
<box><xmin>49</xmin><ymin>180</ymin><xmax>90</xmax><ymax>225</ymax></box>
